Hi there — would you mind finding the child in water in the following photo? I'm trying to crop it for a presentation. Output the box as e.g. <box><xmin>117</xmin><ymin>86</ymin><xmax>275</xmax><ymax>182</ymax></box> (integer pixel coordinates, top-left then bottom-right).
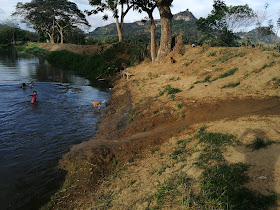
<box><xmin>27</xmin><ymin>91</ymin><xmax>38</xmax><ymax>103</ymax></box>
<box><xmin>29</xmin><ymin>81</ymin><xmax>34</xmax><ymax>88</ymax></box>
<box><xmin>21</xmin><ymin>83</ymin><xmax>26</xmax><ymax>88</ymax></box>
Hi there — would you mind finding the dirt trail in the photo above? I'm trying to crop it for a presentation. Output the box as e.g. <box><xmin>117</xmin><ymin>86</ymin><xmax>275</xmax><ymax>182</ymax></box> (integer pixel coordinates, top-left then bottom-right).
<box><xmin>126</xmin><ymin>97</ymin><xmax>280</xmax><ymax>143</ymax></box>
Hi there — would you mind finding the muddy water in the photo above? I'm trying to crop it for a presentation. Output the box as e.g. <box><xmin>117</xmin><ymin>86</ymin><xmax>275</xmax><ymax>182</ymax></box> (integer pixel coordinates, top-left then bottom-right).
<box><xmin>0</xmin><ymin>49</ymin><xmax>110</xmax><ymax>209</ymax></box>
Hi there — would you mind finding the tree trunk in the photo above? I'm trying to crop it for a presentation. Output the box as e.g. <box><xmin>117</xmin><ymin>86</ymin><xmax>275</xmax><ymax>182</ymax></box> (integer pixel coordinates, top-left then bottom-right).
<box><xmin>47</xmin><ymin>32</ymin><xmax>55</xmax><ymax>44</ymax></box>
<box><xmin>115</xmin><ymin>18</ymin><xmax>123</xmax><ymax>42</ymax></box>
<box><xmin>156</xmin><ymin>1</ymin><xmax>173</xmax><ymax>62</ymax></box>
<box><xmin>150</xmin><ymin>15</ymin><xmax>156</xmax><ymax>63</ymax></box>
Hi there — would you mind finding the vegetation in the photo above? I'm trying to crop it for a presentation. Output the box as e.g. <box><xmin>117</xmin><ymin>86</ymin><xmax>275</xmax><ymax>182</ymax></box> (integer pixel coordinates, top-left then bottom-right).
<box><xmin>222</xmin><ymin>81</ymin><xmax>240</xmax><ymax>88</ymax></box>
<box><xmin>0</xmin><ymin>22</ymin><xmax>37</xmax><ymax>46</ymax></box>
<box><xmin>13</xmin><ymin>0</ymin><xmax>89</xmax><ymax>44</ymax></box>
<box><xmin>218</xmin><ymin>67</ymin><xmax>238</xmax><ymax>79</ymax></box>
<box><xmin>196</xmin><ymin>0</ymin><xmax>255</xmax><ymax>46</ymax></box>
<box><xmin>158</xmin><ymin>85</ymin><xmax>181</xmax><ymax>100</ymax></box>
<box><xmin>46</xmin><ymin>42</ymin><xmax>147</xmax><ymax>81</ymax></box>
<box><xmin>87</xmin><ymin>0</ymin><xmax>133</xmax><ymax>43</ymax></box>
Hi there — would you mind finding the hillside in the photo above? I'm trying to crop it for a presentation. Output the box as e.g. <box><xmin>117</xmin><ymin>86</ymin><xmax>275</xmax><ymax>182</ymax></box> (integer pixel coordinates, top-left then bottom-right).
<box><xmin>88</xmin><ymin>9</ymin><xmax>198</xmax><ymax>42</ymax></box>
<box><xmin>45</xmin><ymin>45</ymin><xmax>280</xmax><ymax>209</ymax></box>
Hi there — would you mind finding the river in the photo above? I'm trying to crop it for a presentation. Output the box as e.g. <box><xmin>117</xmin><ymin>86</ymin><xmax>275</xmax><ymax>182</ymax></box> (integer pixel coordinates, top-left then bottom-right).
<box><xmin>0</xmin><ymin>49</ymin><xmax>110</xmax><ymax>209</ymax></box>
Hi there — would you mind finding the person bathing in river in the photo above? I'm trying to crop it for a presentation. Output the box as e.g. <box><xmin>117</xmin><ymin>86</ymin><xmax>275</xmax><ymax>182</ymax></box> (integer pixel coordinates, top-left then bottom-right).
<box><xmin>21</xmin><ymin>83</ymin><xmax>26</xmax><ymax>89</ymax></box>
<box><xmin>27</xmin><ymin>91</ymin><xmax>38</xmax><ymax>103</ymax></box>
<box><xmin>29</xmin><ymin>81</ymin><xmax>34</xmax><ymax>88</ymax></box>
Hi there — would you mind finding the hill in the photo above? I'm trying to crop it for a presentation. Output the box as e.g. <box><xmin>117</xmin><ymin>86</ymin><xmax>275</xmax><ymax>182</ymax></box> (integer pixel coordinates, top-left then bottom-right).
<box><xmin>44</xmin><ymin>45</ymin><xmax>280</xmax><ymax>209</ymax></box>
<box><xmin>88</xmin><ymin>9</ymin><xmax>198</xmax><ymax>43</ymax></box>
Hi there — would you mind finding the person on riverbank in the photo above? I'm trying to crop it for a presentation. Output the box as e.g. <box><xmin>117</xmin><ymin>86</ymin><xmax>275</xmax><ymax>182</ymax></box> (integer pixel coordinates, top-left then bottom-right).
<box><xmin>27</xmin><ymin>91</ymin><xmax>38</xmax><ymax>103</ymax></box>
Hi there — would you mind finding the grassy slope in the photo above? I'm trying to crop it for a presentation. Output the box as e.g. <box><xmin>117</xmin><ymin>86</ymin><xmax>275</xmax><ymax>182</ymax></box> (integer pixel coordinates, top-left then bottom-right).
<box><xmin>42</xmin><ymin>45</ymin><xmax>280</xmax><ymax>209</ymax></box>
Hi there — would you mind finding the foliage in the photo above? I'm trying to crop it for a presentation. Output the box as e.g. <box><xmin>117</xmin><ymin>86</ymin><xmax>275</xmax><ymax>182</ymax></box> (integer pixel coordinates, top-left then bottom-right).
<box><xmin>0</xmin><ymin>22</ymin><xmax>37</xmax><ymax>45</ymax></box>
<box><xmin>196</xmin><ymin>0</ymin><xmax>254</xmax><ymax>46</ymax></box>
<box><xmin>46</xmin><ymin>42</ymin><xmax>147</xmax><ymax>81</ymax></box>
<box><xmin>87</xmin><ymin>0</ymin><xmax>134</xmax><ymax>42</ymax></box>
<box><xmin>13</xmin><ymin>0</ymin><xmax>89</xmax><ymax>44</ymax></box>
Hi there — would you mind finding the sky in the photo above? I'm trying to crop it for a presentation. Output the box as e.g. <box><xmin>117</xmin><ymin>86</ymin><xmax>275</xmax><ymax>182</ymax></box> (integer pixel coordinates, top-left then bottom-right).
<box><xmin>0</xmin><ymin>0</ymin><xmax>279</xmax><ymax>32</ymax></box>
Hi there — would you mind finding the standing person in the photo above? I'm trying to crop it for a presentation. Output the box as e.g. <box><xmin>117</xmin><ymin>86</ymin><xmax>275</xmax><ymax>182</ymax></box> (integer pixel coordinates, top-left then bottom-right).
<box><xmin>27</xmin><ymin>91</ymin><xmax>38</xmax><ymax>103</ymax></box>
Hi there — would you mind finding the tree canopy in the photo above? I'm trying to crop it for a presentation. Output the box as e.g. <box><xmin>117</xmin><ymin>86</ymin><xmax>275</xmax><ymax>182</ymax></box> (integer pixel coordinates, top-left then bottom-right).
<box><xmin>196</xmin><ymin>0</ymin><xmax>255</xmax><ymax>46</ymax></box>
<box><xmin>13</xmin><ymin>0</ymin><xmax>89</xmax><ymax>44</ymax></box>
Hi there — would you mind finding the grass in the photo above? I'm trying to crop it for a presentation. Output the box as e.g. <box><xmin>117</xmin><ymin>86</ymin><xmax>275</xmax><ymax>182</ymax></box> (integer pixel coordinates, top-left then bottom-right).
<box><xmin>201</xmin><ymin>163</ymin><xmax>277</xmax><ymax>209</ymax></box>
<box><xmin>158</xmin><ymin>85</ymin><xmax>181</xmax><ymax>100</ymax></box>
<box><xmin>210</xmin><ymin>50</ymin><xmax>247</xmax><ymax>64</ymax></box>
<box><xmin>218</xmin><ymin>67</ymin><xmax>238</xmax><ymax>79</ymax></box>
<box><xmin>270</xmin><ymin>77</ymin><xmax>280</xmax><ymax>87</ymax></box>
<box><xmin>247</xmin><ymin>138</ymin><xmax>275</xmax><ymax>150</ymax></box>
<box><xmin>194</xmin><ymin>127</ymin><xmax>278</xmax><ymax>209</ymax></box>
<box><xmin>222</xmin><ymin>81</ymin><xmax>240</xmax><ymax>88</ymax></box>
<box><xmin>260</xmin><ymin>61</ymin><xmax>276</xmax><ymax>71</ymax></box>
<box><xmin>208</xmin><ymin>51</ymin><xmax>217</xmax><ymax>56</ymax></box>
<box><xmin>194</xmin><ymin>75</ymin><xmax>211</xmax><ymax>84</ymax></box>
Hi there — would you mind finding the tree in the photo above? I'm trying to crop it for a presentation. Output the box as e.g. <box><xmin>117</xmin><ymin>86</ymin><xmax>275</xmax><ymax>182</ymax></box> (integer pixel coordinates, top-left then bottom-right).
<box><xmin>52</xmin><ymin>0</ymin><xmax>89</xmax><ymax>44</ymax></box>
<box><xmin>155</xmin><ymin>0</ymin><xmax>173</xmax><ymax>61</ymax></box>
<box><xmin>255</xmin><ymin>3</ymin><xmax>269</xmax><ymax>46</ymax></box>
<box><xmin>225</xmin><ymin>4</ymin><xmax>255</xmax><ymax>33</ymax></box>
<box><xmin>13</xmin><ymin>0</ymin><xmax>56</xmax><ymax>43</ymax></box>
<box><xmin>87</xmin><ymin>0</ymin><xmax>133</xmax><ymax>42</ymax></box>
<box><xmin>132</xmin><ymin>0</ymin><xmax>157</xmax><ymax>62</ymax></box>
<box><xmin>13</xmin><ymin>0</ymin><xmax>89</xmax><ymax>44</ymax></box>
<box><xmin>196</xmin><ymin>0</ymin><xmax>253</xmax><ymax>46</ymax></box>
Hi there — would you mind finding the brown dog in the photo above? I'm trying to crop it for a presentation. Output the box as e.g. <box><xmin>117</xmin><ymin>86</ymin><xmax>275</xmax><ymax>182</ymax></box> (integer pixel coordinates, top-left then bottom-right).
<box><xmin>91</xmin><ymin>99</ymin><xmax>105</xmax><ymax>109</ymax></box>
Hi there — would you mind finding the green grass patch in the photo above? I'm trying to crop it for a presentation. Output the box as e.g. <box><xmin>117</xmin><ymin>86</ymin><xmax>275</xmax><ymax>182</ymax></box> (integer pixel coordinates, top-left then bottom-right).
<box><xmin>158</xmin><ymin>85</ymin><xmax>181</xmax><ymax>100</ymax></box>
<box><xmin>201</xmin><ymin>163</ymin><xmax>277</xmax><ymax>209</ymax></box>
<box><xmin>208</xmin><ymin>51</ymin><xmax>217</xmax><ymax>56</ymax></box>
<box><xmin>210</xmin><ymin>50</ymin><xmax>247</xmax><ymax>64</ymax></box>
<box><xmin>199</xmin><ymin>132</ymin><xmax>236</xmax><ymax>146</ymax></box>
<box><xmin>218</xmin><ymin>67</ymin><xmax>238</xmax><ymax>79</ymax></box>
<box><xmin>194</xmin><ymin>75</ymin><xmax>211</xmax><ymax>84</ymax></box>
<box><xmin>260</xmin><ymin>61</ymin><xmax>276</xmax><ymax>70</ymax></box>
<box><xmin>222</xmin><ymin>81</ymin><xmax>240</xmax><ymax>88</ymax></box>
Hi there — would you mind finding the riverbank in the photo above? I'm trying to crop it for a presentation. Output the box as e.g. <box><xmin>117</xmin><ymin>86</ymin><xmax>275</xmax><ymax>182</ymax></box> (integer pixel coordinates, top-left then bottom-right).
<box><xmin>44</xmin><ymin>45</ymin><xmax>280</xmax><ymax>209</ymax></box>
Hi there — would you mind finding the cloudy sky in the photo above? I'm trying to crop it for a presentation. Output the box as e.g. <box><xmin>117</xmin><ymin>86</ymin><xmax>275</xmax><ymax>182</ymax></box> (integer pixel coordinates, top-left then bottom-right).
<box><xmin>0</xmin><ymin>0</ymin><xmax>279</xmax><ymax>32</ymax></box>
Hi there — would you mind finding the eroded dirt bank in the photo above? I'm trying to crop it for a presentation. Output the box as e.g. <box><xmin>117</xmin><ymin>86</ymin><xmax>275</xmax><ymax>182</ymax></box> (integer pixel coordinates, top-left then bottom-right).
<box><xmin>45</xmin><ymin>46</ymin><xmax>280</xmax><ymax>209</ymax></box>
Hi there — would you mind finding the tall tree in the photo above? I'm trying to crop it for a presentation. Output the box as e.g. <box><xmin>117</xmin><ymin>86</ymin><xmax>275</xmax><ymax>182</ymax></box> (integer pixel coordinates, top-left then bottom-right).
<box><xmin>87</xmin><ymin>0</ymin><xmax>133</xmax><ymax>42</ymax></box>
<box><xmin>132</xmin><ymin>0</ymin><xmax>157</xmax><ymax>62</ymax></box>
<box><xmin>196</xmin><ymin>0</ymin><xmax>254</xmax><ymax>46</ymax></box>
<box><xmin>255</xmin><ymin>3</ymin><xmax>269</xmax><ymax>46</ymax></box>
<box><xmin>52</xmin><ymin>0</ymin><xmax>89</xmax><ymax>44</ymax></box>
<box><xmin>13</xmin><ymin>0</ymin><xmax>89</xmax><ymax>44</ymax></box>
<box><xmin>154</xmin><ymin>0</ymin><xmax>173</xmax><ymax>62</ymax></box>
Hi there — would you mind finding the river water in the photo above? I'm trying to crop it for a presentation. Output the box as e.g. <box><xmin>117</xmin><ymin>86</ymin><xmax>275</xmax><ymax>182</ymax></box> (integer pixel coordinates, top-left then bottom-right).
<box><xmin>0</xmin><ymin>49</ymin><xmax>110</xmax><ymax>209</ymax></box>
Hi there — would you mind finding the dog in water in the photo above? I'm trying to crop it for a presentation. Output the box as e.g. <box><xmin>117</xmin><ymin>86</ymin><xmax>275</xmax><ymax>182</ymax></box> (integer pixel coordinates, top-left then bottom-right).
<box><xmin>91</xmin><ymin>99</ymin><xmax>105</xmax><ymax>109</ymax></box>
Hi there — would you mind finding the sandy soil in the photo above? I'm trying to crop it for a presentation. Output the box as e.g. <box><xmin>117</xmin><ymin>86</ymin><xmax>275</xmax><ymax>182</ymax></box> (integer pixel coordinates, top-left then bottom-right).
<box><xmin>44</xmin><ymin>45</ymin><xmax>280</xmax><ymax>209</ymax></box>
